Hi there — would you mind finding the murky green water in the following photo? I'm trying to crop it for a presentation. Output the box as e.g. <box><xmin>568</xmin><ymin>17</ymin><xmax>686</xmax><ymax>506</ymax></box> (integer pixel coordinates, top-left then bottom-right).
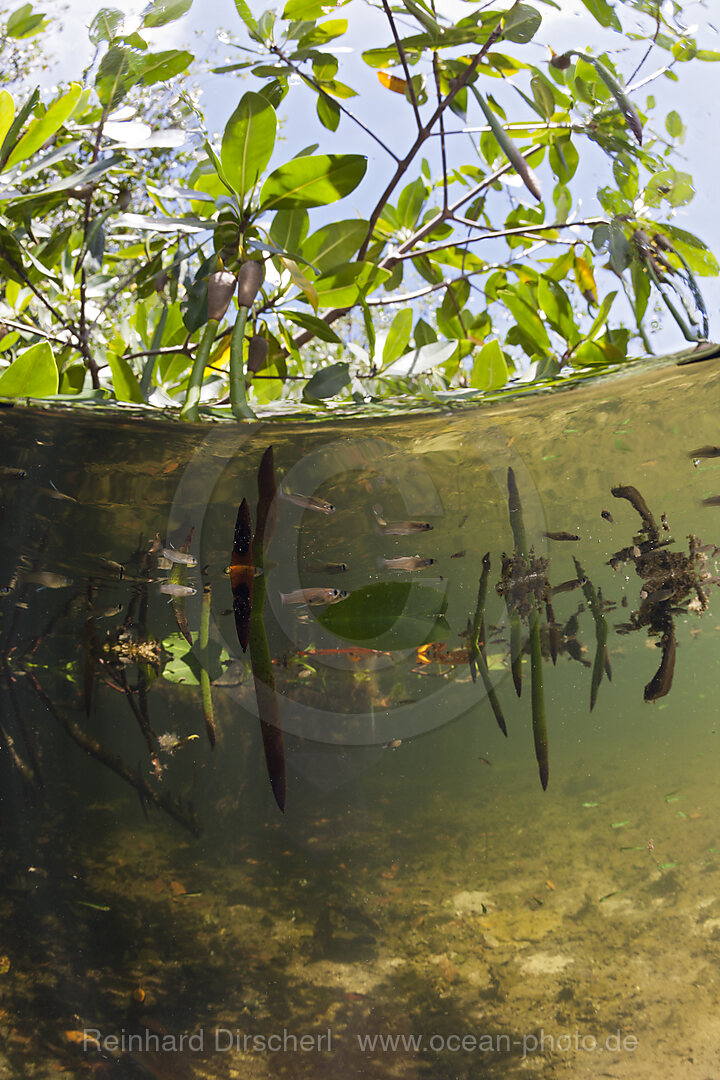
<box><xmin>2</xmin><ymin>355</ymin><xmax>720</xmax><ymax>1079</ymax></box>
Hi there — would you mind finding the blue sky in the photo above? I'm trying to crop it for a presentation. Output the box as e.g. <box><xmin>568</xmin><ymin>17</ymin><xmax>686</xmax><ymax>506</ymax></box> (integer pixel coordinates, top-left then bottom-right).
<box><xmin>16</xmin><ymin>0</ymin><xmax>720</xmax><ymax>348</ymax></box>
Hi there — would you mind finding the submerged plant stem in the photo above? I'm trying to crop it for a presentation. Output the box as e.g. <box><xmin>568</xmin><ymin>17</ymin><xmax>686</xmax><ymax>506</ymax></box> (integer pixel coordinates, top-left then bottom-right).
<box><xmin>181</xmin><ymin>318</ymin><xmax>219</xmax><ymax>422</ymax></box>
<box><xmin>529</xmin><ymin>607</ymin><xmax>548</xmax><ymax>790</ymax></box>
<box><xmin>229</xmin><ymin>308</ymin><xmax>257</xmax><ymax>420</ymax></box>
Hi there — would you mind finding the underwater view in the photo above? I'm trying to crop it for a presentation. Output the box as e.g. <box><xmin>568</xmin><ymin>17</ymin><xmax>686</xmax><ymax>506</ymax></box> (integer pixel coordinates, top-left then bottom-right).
<box><xmin>2</xmin><ymin>351</ymin><xmax>720</xmax><ymax>1079</ymax></box>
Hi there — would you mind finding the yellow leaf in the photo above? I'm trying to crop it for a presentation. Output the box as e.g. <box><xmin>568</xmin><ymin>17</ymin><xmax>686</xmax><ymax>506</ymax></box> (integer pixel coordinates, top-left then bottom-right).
<box><xmin>574</xmin><ymin>256</ymin><xmax>597</xmax><ymax>304</ymax></box>
<box><xmin>280</xmin><ymin>256</ymin><xmax>319</xmax><ymax>313</ymax></box>
<box><xmin>378</xmin><ymin>71</ymin><xmax>407</xmax><ymax>95</ymax></box>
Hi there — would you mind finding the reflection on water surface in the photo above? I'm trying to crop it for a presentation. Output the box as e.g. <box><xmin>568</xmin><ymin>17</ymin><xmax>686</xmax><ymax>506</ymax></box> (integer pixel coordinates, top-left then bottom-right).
<box><xmin>2</xmin><ymin>355</ymin><xmax>720</xmax><ymax>1079</ymax></box>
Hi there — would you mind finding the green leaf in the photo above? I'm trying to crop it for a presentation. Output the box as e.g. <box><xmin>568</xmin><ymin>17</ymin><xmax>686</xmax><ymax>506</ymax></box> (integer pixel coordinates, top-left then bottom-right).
<box><xmin>0</xmin><ymin>223</ymin><xmax>25</xmax><ymax>283</ymax></box>
<box><xmin>6</xmin><ymin>3</ymin><xmax>47</xmax><ymax>38</ymax></box>
<box><xmin>382</xmin><ymin>309</ymin><xmax>413</xmax><ymax>366</ymax></box>
<box><xmin>644</xmin><ymin>168</ymin><xmax>694</xmax><ymax>208</ymax></box>
<box><xmin>474</xmin><ymin>90</ymin><xmax>542</xmax><ymax>200</ymax></box>
<box><xmin>161</xmin><ymin>633</ymin><xmax>228</xmax><ymax>685</ymax></box>
<box><xmin>497</xmin><ymin>286</ymin><xmax>551</xmax><ymax>351</ymax></box>
<box><xmin>297</xmin><ymin>18</ymin><xmax>348</xmax><ymax>48</ymax></box>
<box><xmin>382</xmin><ymin>339</ymin><xmax>456</xmax><ymax>376</ymax></box>
<box><xmin>470</xmin><ymin>338</ymin><xmax>508</xmax><ymax>390</ymax></box>
<box><xmin>531</xmin><ymin>74</ymin><xmax>555</xmax><ymax>117</ymax></box>
<box><xmin>234</xmin><ymin>0</ymin><xmax>259</xmax><ymax>36</ymax></box>
<box><xmin>316</xmin><ymin>582</ymin><xmax>449</xmax><ymax>650</ymax></box>
<box><xmin>270</xmin><ymin>209</ymin><xmax>309</xmax><ymax>255</ymax></box>
<box><xmin>303</xmin><ymin>361</ymin><xmax>350</xmax><ymax>400</ymax></box>
<box><xmin>0</xmin><ymin>92</ymin><xmax>15</xmax><ymax>155</ymax></box>
<box><xmin>607</xmin><ymin>220</ymin><xmax>630</xmax><ymax>274</ymax></box>
<box><xmin>5</xmin><ymin>83</ymin><xmax>82</xmax><ymax>170</ymax></box>
<box><xmin>95</xmin><ymin>47</ymin><xmax>142</xmax><ymax>108</ymax></box>
<box><xmin>139</xmin><ymin>49</ymin><xmax>194</xmax><ymax>85</ymax></box>
<box><xmin>583</xmin><ymin>55</ymin><xmax>642</xmax><ymax>143</ymax></box>
<box><xmin>537</xmin><ymin>277</ymin><xmax>579</xmax><ymax>343</ymax></box>
<box><xmin>317</xmin><ymin>94</ymin><xmax>340</xmax><ymax>131</ymax></box>
<box><xmin>397</xmin><ymin>177</ymin><xmax>426</xmax><ymax>229</ymax></box>
<box><xmin>221</xmin><ymin>91</ymin><xmax>277</xmax><ymax>203</ymax></box>
<box><xmin>301</xmin><ymin>218</ymin><xmax>366</xmax><ymax>274</ymax></box>
<box><xmin>657</xmin><ymin>225</ymin><xmax>719</xmax><ymax>277</ymax></box>
<box><xmin>502</xmin><ymin>4</ymin><xmax>541</xmax><ymax>43</ymax></box>
<box><xmin>259</xmin><ymin>153</ymin><xmax>367</xmax><ymax>210</ymax></box>
<box><xmin>282</xmin><ymin>310</ymin><xmax>341</xmax><ymax>343</ymax></box>
<box><xmin>0</xmin><ymin>341</ymin><xmax>58</xmax><ymax>398</ymax></box>
<box><xmin>312</xmin><ymin>262</ymin><xmax>386</xmax><ymax>308</ymax></box>
<box><xmin>142</xmin><ymin>0</ymin><xmax>193</xmax><ymax>28</ymax></box>
<box><xmin>89</xmin><ymin>7</ymin><xmax>124</xmax><ymax>43</ymax></box>
<box><xmin>578</xmin><ymin>0</ymin><xmax>621</xmax><ymax>30</ymax></box>
<box><xmin>107</xmin><ymin>352</ymin><xmax>143</xmax><ymax>402</ymax></box>
<box><xmin>665</xmin><ymin>109</ymin><xmax>684</xmax><ymax>139</ymax></box>
<box><xmin>586</xmin><ymin>289</ymin><xmax>616</xmax><ymax>340</ymax></box>
<box><xmin>282</xmin><ymin>0</ymin><xmax>327</xmax><ymax>17</ymax></box>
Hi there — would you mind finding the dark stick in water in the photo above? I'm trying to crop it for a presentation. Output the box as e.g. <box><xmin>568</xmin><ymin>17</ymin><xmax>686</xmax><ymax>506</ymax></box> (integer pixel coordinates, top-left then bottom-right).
<box><xmin>249</xmin><ymin>446</ymin><xmax>286</xmax><ymax>813</ymax></box>
<box><xmin>574</xmin><ymin>557</ymin><xmax>608</xmax><ymax>712</ymax></box>
<box><xmin>644</xmin><ymin>621</ymin><xmax>676</xmax><ymax>702</ymax></box>
<box><xmin>468</xmin><ymin>553</ymin><xmax>507</xmax><ymax>736</ymax></box>
<box><xmin>506</xmin><ymin>467</ymin><xmax>526</xmax><ymax>697</ymax></box>
<box><xmin>229</xmin><ymin>498</ymin><xmax>253</xmax><ymax>653</ymax></box>
<box><xmin>200</xmin><ymin>581</ymin><xmax>215</xmax><ymax>749</ymax></box>
<box><xmin>611</xmin><ymin>485</ymin><xmax>659</xmax><ymax>540</ymax></box>
<box><xmin>529</xmin><ymin>605</ymin><xmax>548</xmax><ymax>791</ymax></box>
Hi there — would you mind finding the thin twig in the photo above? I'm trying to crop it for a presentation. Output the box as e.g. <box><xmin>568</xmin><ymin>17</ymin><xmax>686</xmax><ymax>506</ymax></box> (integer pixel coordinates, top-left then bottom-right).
<box><xmin>381</xmin><ymin>0</ymin><xmax>422</xmax><ymax>130</ymax></box>
<box><xmin>432</xmin><ymin>54</ymin><xmax>449</xmax><ymax>211</ymax></box>
<box><xmin>26</xmin><ymin>668</ymin><xmax>201</xmax><ymax>836</ymax></box>
<box><xmin>388</xmin><ymin>217</ymin><xmax>607</xmax><ymax>264</ymax></box>
<box><xmin>270</xmin><ymin>43</ymin><xmax>398</xmax><ymax>160</ymax></box>
<box><xmin>627</xmin><ymin>11</ymin><xmax>661</xmax><ymax>86</ymax></box>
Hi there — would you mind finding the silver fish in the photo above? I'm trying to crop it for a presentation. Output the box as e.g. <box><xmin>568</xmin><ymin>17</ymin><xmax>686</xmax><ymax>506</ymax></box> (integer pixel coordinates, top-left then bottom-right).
<box><xmin>372</xmin><ymin>504</ymin><xmax>432</xmax><ymax>535</ymax></box>
<box><xmin>378</xmin><ymin>556</ymin><xmax>436</xmax><ymax>571</ymax></box>
<box><xmin>90</xmin><ymin>602</ymin><xmax>123</xmax><ymax>619</ymax></box>
<box><xmin>25</xmin><ymin>571</ymin><xmax>73</xmax><ymax>589</ymax></box>
<box><xmin>280</xmin><ymin>588</ymin><xmax>348</xmax><ymax>606</ymax></box>
<box><xmin>159</xmin><ymin>582</ymin><xmax>196</xmax><ymax>597</ymax></box>
<box><xmin>279</xmin><ymin>487</ymin><xmax>335</xmax><ymax>514</ymax></box>
<box><xmin>307</xmin><ymin>561</ymin><xmax>349</xmax><ymax>573</ymax></box>
<box><xmin>0</xmin><ymin>467</ymin><xmax>27</xmax><ymax>480</ymax></box>
<box><xmin>160</xmin><ymin>546</ymin><xmax>197</xmax><ymax>567</ymax></box>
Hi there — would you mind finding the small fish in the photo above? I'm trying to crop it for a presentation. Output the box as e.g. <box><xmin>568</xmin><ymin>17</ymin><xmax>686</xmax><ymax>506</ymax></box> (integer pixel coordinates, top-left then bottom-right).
<box><xmin>689</xmin><ymin>446</ymin><xmax>720</xmax><ymax>459</ymax></box>
<box><xmin>46</xmin><ymin>481</ymin><xmax>77</xmax><ymax>502</ymax></box>
<box><xmin>701</xmin><ymin>496</ymin><xmax>720</xmax><ymax>507</ymax></box>
<box><xmin>450</xmin><ymin>550</ymin><xmax>466</xmax><ymax>559</ymax></box>
<box><xmin>601</xmin><ymin>510</ymin><xmax>614</xmax><ymax>523</ymax></box>
<box><xmin>0</xmin><ymin>466</ymin><xmax>27</xmax><ymax>480</ymax></box>
<box><xmin>280</xmin><ymin>588</ymin><xmax>348</xmax><ymax>606</ymax></box>
<box><xmin>279</xmin><ymin>487</ymin><xmax>335</xmax><ymax>514</ymax></box>
<box><xmin>385</xmin><ymin>738</ymin><xmax>403</xmax><ymax>750</ymax></box>
<box><xmin>160</xmin><ymin>545</ymin><xmax>197</xmax><ymax>567</ymax></box>
<box><xmin>661</xmin><ymin>512</ymin><xmax>670</xmax><ymax>532</ymax></box>
<box><xmin>89</xmin><ymin>602</ymin><xmax>123</xmax><ymax>619</ymax></box>
<box><xmin>159</xmin><ymin>582</ymin><xmax>196</xmax><ymax>597</ymax></box>
<box><xmin>25</xmin><ymin>571</ymin><xmax>73</xmax><ymax>589</ymax></box>
<box><xmin>543</xmin><ymin>530</ymin><xmax>579</xmax><ymax>542</ymax></box>
<box><xmin>307</xmin><ymin>561</ymin><xmax>349</xmax><ymax>574</ymax></box>
<box><xmin>552</xmin><ymin>577</ymin><xmax>586</xmax><ymax>594</ymax></box>
<box><xmin>378</xmin><ymin>555</ymin><xmax>436</xmax><ymax>571</ymax></box>
<box><xmin>372</xmin><ymin>504</ymin><xmax>432</xmax><ymax>535</ymax></box>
